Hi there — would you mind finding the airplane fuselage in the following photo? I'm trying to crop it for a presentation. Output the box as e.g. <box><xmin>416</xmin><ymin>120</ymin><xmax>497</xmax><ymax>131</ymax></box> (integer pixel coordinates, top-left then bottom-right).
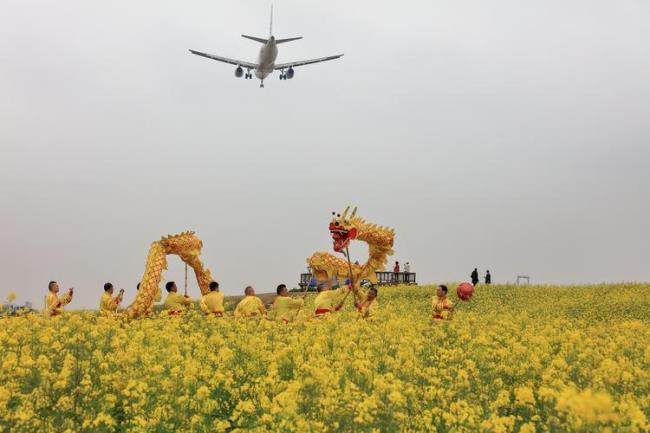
<box><xmin>255</xmin><ymin>36</ymin><xmax>278</xmax><ymax>80</ymax></box>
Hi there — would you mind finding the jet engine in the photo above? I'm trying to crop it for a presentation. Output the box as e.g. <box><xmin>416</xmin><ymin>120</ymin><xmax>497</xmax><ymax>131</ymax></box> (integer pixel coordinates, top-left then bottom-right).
<box><xmin>286</xmin><ymin>67</ymin><xmax>295</xmax><ymax>79</ymax></box>
<box><xmin>235</xmin><ymin>66</ymin><xmax>244</xmax><ymax>78</ymax></box>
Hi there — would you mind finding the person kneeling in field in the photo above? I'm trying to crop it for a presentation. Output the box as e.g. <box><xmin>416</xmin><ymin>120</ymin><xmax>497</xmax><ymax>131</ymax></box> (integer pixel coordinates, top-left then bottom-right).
<box><xmin>314</xmin><ymin>282</ymin><xmax>349</xmax><ymax>317</ymax></box>
<box><xmin>432</xmin><ymin>285</ymin><xmax>454</xmax><ymax>320</ymax></box>
<box><xmin>44</xmin><ymin>281</ymin><xmax>74</xmax><ymax>317</ymax></box>
<box><xmin>163</xmin><ymin>281</ymin><xmax>191</xmax><ymax>315</ymax></box>
<box><xmin>200</xmin><ymin>281</ymin><xmax>225</xmax><ymax>316</ymax></box>
<box><xmin>233</xmin><ymin>286</ymin><xmax>267</xmax><ymax>318</ymax></box>
<box><xmin>355</xmin><ymin>285</ymin><xmax>379</xmax><ymax>319</ymax></box>
<box><xmin>270</xmin><ymin>284</ymin><xmax>304</xmax><ymax>323</ymax></box>
<box><xmin>99</xmin><ymin>282</ymin><xmax>124</xmax><ymax>316</ymax></box>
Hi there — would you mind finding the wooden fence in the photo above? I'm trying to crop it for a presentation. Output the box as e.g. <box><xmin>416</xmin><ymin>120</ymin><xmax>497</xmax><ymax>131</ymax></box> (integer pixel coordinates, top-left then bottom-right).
<box><xmin>299</xmin><ymin>272</ymin><xmax>417</xmax><ymax>288</ymax></box>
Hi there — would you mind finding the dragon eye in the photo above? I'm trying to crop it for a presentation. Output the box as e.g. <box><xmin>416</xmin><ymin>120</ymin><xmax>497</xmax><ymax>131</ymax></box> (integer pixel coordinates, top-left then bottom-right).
<box><xmin>337</xmin><ymin>214</ymin><xmax>341</xmax><ymax>218</ymax></box>
<box><xmin>334</xmin><ymin>222</ymin><xmax>339</xmax><ymax>226</ymax></box>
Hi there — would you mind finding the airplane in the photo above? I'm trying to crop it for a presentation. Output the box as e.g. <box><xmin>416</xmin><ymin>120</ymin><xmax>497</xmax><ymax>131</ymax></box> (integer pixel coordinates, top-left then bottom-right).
<box><xmin>189</xmin><ymin>7</ymin><xmax>343</xmax><ymax>88</ymax></box>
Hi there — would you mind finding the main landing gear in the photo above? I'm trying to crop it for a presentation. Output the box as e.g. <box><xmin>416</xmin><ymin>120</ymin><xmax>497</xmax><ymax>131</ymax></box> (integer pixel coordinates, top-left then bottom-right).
<box><xmin>279</xmin><ymin>67</ymin><xmax>294</xmax><ymax>81</ymax></box>
<box><xmin>260</xmin><ymin>80</ymin><xmax>265</xmax><ymax>88</ymax></box>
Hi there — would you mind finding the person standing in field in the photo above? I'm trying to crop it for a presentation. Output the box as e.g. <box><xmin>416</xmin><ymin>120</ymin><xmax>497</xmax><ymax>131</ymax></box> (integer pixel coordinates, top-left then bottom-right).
<box><xmin>233</xmin><ymin>286</ymin><xmax>267</xmax><ymax>318</ymax></box>
<box><xmin>44</xmin><ymin>281</ymin><xmax>73</xmax><ymax>317</ymax></box>
<box><xmin>471</xmin><ymin>268</ymin><xmax>479</xmax><ymax>286</ymax></box>
<box><xmin>485</xmin><ymin>270</ymin><xmax>491</xmax><ymax>285</ymax></box>
<box><xmin>393</xmin><ymin>261</ymin><xmax>400</xmax><ymax>284</ymax></box>
<box><xmin>200</xmin><ymin>281</ymin><xmax>225</xmax><ymax>316</ymax></box>
<box><xmin>270</xmin><ymin>284</ymin><xmax>304</xmax><ymax>323</ymax></box>
<box><xmin>313</xmin><ymin>282</ymin><xmax>349</xmax><ymax>317</ymax></box>
<box><xmin>432</xmin><ymin>285</ymin><xmax>454</xmax><ymax>320</ymax></box>
<box><xmin>99</xmin><ymin>282</ymin><xmax>124</xmax><ymax>316</ymax></box>
<box><xmin>162</xmin><ymin>281</ymin><xmax>191</xmax><ymax>315</ymax></box>
<box><xmin>404</xmin><ymin>262</ymin><xmax>410</xmax><ymax>273</ymax></box>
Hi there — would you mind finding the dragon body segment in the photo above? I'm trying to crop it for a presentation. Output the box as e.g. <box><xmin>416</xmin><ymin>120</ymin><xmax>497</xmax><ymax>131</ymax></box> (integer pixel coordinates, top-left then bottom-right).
<box><xmin>125</xmin><ymin>231</ymin><xmax>213</xmax><ymax>319</ymax></box>
<box><xmin>307</xmin><ymin>207</ymin><xmax>394</xmax><ymax>288</ymax></box>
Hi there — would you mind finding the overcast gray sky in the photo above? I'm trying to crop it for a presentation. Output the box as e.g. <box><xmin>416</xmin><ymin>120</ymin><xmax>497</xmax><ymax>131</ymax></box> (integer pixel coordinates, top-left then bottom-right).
<box><xmin>1</xmin><ymin>0</ymin><xmax>649</xmax><ymax>308</ymax></box>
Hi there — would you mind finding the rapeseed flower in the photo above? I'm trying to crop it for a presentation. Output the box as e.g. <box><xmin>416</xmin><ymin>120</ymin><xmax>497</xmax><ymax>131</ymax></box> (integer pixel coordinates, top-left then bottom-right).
<box><xmin>0</xmin><ymin>283</ymin><xmax>647</xmax><ymax>432</ymax></box>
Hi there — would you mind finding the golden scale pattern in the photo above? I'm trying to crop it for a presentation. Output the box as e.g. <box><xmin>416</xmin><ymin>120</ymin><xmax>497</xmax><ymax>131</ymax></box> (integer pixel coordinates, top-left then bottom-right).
<box><xmin>124</xmin><ymin>231</ymin><xmax>213</xmax><ymax>319</ymax></box>
<box><xmin>308</xmin><ymin>206</ymin><xmax>395</xmax><ymax>288</ymax></box>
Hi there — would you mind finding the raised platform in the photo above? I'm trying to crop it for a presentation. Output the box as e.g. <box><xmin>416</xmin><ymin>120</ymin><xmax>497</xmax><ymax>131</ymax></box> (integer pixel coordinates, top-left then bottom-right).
<box><xmin>299</xmin><ymin>272</ymin><xmax>417</xmax><ymax>288</ymax></box>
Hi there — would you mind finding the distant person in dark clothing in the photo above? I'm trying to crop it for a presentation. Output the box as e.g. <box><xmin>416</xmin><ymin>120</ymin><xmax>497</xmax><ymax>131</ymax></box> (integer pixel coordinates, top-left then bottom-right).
<box><xmin>471</xmin><ymin>268</ymin><xmax>479</xmax><ymax>286</ymax></box>
<box><xmin>393</xmin><ymin>261</ymin><xmax>400</xmax><ymax>284</ymax></box>
<box><xmin>485</xmin><ymin>270</ymin><xmax>491</xmax><ymax>285</ymax></box>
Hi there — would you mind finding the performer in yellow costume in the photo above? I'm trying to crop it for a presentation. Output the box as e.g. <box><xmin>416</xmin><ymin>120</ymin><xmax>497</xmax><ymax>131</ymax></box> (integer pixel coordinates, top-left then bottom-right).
<box><xmin>200</xmin><ymin>281</ymin><xmax>225</xmax><ymax>316</ymax></box>
<box><xmin>313</xmin><ymin>283</ymin><xmax>349</xmax><ymax>317</ymax></box>
<box><xmin>270</xmin><ymin>284</ymin><xmax>304</xmax><ymax>323</ymax></box>
<box><xmin>162</xmin><ymin>281</ymin><xmax>192</xmax><ymax>315</ymax></box>
<box><xmin>44</xmin><ymin>281</ymin><xmax>73</xmax><ymax>317</ymax></box>
<box><xmin>432</xmin><ymin>285</ymin><xmax>454</xmax><ymax>320</ymax></box>
<box><xmin>233</xmin><ymin>286</ymin><xmax>267</xmax><ymax>318</ymax></box>
<box><xmin>354</xmin><ymin>285</ymin><xmax>379</xmax><ymax>319</ymax></box>
<box><xmin>99</xmin><ymin>282</ymin><xmax>124</xmax><ymax>316</ymax></box>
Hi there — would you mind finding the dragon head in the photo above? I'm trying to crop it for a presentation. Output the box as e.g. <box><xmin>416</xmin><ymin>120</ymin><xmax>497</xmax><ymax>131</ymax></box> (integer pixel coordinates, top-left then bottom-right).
<box><xmin>329</xmin><ymin>206</ymin><xmax>358</xmax><ymax>252</ymax></box>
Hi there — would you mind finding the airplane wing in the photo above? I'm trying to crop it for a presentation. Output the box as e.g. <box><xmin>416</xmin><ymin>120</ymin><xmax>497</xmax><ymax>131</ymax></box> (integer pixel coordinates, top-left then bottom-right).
<box><xmin>188</xmin><ymin>49</ymin><xmax>258</xmax><ymax>69</ymax></box>
<box><xmin>274</xmin><ymin>54</ymin><xmax>344</xmax><ymax>70</ymax></box>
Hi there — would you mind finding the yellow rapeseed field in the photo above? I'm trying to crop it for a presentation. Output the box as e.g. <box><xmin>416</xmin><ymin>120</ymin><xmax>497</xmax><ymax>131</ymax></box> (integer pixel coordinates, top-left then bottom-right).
<box><xmin>1</xmin><ymin>284</ymin><xmax>649</xmax><ymax>433</ymax></box>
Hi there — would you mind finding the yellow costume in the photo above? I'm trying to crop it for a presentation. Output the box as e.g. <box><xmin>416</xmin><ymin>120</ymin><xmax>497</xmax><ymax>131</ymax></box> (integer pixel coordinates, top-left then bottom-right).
<box><xmin>432</xmin><ymin>296</ymin><xmax>453</xmax><ymax>320</ymax></box>
<box><xmin>233</xmin><ymin>296</ymin><xmax>266</xmax><ymax>317</ymax></box>
<box><xmin>271</xmin><ymin>297</ymin><xmax>304</xmax><ymax>322</ymax></box>
<box><xmin>99</xmin><ymin>293</ymin><xmax>120</xmax><ymax>316</ymax></box>
<box><xmin>163</xmin><ymin>292</ymin><xmax>191</xmax><ymax>313</ymax></box>
<box><xmin>200</xmin><ymin>291</ymin><xmax>225</xmax><ymax>315</ymax></box>
<box><xmin>44</xmin><ymin>291</ymin><xmax>72</xmax><ymax>317</ymax></box>
<box><xmin>314</xmin><ymin>287</ymin><xmax>349</xmax><ymax>316</ymax></box>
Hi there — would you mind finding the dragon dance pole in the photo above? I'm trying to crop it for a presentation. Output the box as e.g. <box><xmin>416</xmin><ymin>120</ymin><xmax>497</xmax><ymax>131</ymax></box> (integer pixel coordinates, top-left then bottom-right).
<box><xmin>301</xmin><ymin>267</ymin><xmax>312</xmax><ymax>297</ymax></box>
<box><xmin>294</xmin><ymin>270</ymin><xmax>311</xmax><ymax>318</ymax></box>
<box><xmin>337</xmin><ymin>246</ymin><xmax>356</xmax><ymax>308</ymax></box>
<box><xmin>345</xmin><ymin>246</ymin><xmax>355</xmax><ymax>288</ymax></box>
<box><xmin>184</xmin><ymin>263</ymin><xmax>188</xmax><ymax>297</ymax></box>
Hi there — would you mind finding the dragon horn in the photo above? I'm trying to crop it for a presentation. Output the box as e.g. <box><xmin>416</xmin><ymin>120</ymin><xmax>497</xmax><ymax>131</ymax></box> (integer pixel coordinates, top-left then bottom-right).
<box><xmin>351</xmin><ymin>207</ymin><xmax>357</xmax><ymax>219</ymax></box>
<box><xmin>341</xmin><ymin>206</ymin><xmax>350</xmax><ymax>220</ymax></box>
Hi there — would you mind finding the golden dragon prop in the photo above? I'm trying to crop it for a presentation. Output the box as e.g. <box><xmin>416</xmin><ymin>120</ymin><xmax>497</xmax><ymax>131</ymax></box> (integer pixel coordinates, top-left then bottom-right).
<box><xmin>125</xmin><ymin>231</ymin><xmax>213</xmax><ymax>319</ymax></box>
<box><xmin>307</xmin><ymin>206</ymin><xmax>395</xmax><ymax>289</ymax></box>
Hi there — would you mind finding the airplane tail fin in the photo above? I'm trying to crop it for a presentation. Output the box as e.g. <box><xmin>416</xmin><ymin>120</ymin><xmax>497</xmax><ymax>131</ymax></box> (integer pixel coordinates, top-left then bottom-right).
<box><xmin>276</xmin><ymin>37</ymin><xmax>302</xmax><ymax>44</ymax></box>
<box><xmin>242</xmin><ymin>35</ymin><xmax>268</xmax><ymax>43</ymax></box>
